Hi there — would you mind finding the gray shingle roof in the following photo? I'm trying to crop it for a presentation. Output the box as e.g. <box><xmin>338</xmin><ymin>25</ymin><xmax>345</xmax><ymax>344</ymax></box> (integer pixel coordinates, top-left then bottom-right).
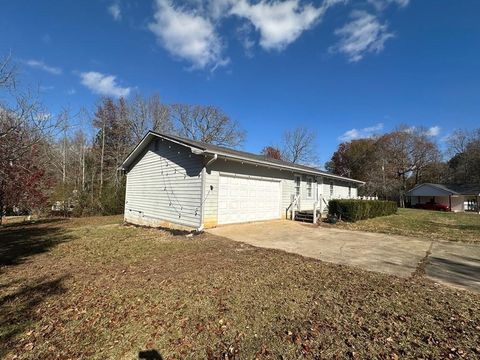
<box><xmin>409</xmin><ymin>183</ymin><xmax>480</xmax><ymax>195</ymax></box>
<box><xmin>122</xmin><ymin>131</ymin><xmax>364</xmax><ymax>184</ymax></box>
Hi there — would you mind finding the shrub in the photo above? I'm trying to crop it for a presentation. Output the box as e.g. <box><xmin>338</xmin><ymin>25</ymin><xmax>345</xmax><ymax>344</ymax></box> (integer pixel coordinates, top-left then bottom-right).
<box><xmin>328</xmin><ymin>199</ymin><xmax>397</xmax><ymax>222</ymax></box>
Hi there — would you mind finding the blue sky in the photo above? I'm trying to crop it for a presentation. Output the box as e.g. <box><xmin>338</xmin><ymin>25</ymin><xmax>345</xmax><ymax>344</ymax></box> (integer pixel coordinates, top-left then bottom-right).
<box><xmin>1</xmin><ymin>0</ymin><xmax>479</xmax><ymax>165</ymax></box>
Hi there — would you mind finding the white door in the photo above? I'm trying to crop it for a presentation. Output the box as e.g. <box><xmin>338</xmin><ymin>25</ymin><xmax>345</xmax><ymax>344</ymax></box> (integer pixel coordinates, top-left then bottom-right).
<box><xmin>218</xmin><ymin>174</ymin><xmax>281</xmax><ymax>225</ymax></box>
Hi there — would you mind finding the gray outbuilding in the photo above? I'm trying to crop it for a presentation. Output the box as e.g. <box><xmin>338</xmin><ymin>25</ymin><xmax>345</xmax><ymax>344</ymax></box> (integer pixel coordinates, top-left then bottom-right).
<box><xmin>119</xmin><ymin>131</ymin><xmax>364</xmax><ymax>230</ymax></box>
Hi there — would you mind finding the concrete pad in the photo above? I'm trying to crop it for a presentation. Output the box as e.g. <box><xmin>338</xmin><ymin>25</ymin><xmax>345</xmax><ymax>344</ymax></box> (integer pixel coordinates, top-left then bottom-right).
<box><xmin>208</xmin><ymin>220</ymin><xmax>431</xmax><ymax>277</ymax></box>
<box><xmin>208</xmin><ymin>220</ymin><xmax>480</xmax><ymax>293</ymax></box>
<box><xmin>426</xmin><ymin>242</ymin><xmax>480</xmax><ymax>292</ymax></box>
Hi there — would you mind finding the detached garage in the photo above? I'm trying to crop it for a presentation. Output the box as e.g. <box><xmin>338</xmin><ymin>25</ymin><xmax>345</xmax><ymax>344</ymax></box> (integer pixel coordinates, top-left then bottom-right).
<box><xmin>407</xmin><ymin>183</ymin><xmax>480</xmax><ymax>213</ymax></box>
<box><xmin>119</xmin><ymin>131</ymin><xmax>364</xmax><ymax>230</ymax></box>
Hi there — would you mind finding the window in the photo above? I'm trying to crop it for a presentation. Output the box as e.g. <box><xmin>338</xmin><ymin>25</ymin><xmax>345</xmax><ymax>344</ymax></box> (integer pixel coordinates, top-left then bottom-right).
<box><xmin>348</xmin><ymin>185</ymin><xmax>351</xmax><ymax>198</ymax></box>
<box><xmin>306</xmin><ymin>177</ymin><xmax>313</xmax><ymax>198</ymax></box>
<box><xmin>294</xmin><ymin>175</ymin><xmax>301</xmax><ymax>196</ymax></box>
<box><xmin>330</xmin><ymin>181</ymin><xmax>334</xmax><ymax>197</ymax></box>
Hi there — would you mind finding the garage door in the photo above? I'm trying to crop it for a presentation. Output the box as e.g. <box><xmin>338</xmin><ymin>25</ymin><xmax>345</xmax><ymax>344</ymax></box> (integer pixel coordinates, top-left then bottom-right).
<box><xmin>218</xmin><ymin>174</ymin><xmax>281</xmax><ymax>225</ymax></box>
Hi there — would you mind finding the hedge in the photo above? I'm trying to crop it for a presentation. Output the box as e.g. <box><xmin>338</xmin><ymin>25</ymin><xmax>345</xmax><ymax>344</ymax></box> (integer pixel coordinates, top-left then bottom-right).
<box><xmin>328</xmin><ymin>199</ymin><xmax>397</xmax><ymax>222</ymax></box>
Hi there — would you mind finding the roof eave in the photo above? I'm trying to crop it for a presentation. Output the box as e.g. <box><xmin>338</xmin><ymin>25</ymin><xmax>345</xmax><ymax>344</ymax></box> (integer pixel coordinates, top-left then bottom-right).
<box><xmin>203</xmin><ymin>150</ymin><xmax>365</xmax><ymax>184</ymax></box>
<box><xmin>120</xmin><ymin>131</ymin><xmax>206</xmax><ymax>171</ymax></box>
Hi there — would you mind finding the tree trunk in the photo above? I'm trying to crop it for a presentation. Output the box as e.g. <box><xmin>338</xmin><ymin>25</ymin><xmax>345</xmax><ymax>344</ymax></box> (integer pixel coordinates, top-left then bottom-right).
<box><xmin>81</xmin><ymin>143</ymin><xmax>85</xmax><ymax>191</ymax></box>
<box><xmin>99</xmin><ymin>124</ymin><xmax>105</xmax><ymax>198</ymax></box>
<box><xmin>0</xmin><ymin>181</ymin><xmax>4</xmax><ymax>226</ymax></box>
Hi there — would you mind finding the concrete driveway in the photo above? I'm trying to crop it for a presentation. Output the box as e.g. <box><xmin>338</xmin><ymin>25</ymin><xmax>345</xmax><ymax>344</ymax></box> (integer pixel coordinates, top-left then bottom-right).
<box><xmin>208</xmin><ymin>220</ymin><xmax>480</xmax><ymax>293</ymax></box>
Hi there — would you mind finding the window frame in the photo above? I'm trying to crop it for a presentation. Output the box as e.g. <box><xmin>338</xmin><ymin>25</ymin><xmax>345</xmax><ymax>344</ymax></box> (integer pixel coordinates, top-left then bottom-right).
<box><xmin>294</xmin><ymin>174</ymin><xmax>302</xmax><ymax>197</ymax></box>
<box><xmin>306</xmin><ymin>176</ymin><xmax>313</xmax><ymax>199</ymax></box>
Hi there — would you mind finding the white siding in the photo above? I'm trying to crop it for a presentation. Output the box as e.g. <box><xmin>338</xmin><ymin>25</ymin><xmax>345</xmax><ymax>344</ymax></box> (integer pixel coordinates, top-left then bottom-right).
<box><xmin>203</xmin><ymin>159</ymin><xmax>359</xmax><ymax>227</ymax></box>
<box><xmin>322</xmin><ymin>179</ymin><xmax>356</xmax><ymax>201</ymax></box>
<box><xmin>125</xmin><ymin>139</ymin><xmax>203</xmax><ymax>229</ymax></box>
<box><xmin>203</xmin><ymin>161</ymin><xmax>294</xmax><ymax>227</ymax></box>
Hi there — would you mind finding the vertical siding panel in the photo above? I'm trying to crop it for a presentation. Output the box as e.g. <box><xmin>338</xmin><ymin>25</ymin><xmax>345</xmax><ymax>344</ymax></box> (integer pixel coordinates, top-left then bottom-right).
<box><xmin>124</xmin><ymin>139</ymin><xmax>203</xmax><ymax>228</ymax></box>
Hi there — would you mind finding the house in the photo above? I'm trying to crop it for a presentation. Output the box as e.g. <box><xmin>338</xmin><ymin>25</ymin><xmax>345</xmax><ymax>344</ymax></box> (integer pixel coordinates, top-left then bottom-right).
<box><xmin>119</xmin><ymin>131</ymin><xmax>364</xmax><ymax>230</ymax></box>
<box><xmin>407</xmin><ymin>183</ymin><xmax>480</xmax><ymax>213</ymax></box>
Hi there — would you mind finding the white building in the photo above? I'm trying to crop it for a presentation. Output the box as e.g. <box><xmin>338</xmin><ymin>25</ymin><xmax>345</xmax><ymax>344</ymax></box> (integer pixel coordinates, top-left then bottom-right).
<box><xmin>119</xmin><ymin>131</ymin><xmax>364</xmax><ymax>230</ymax></box>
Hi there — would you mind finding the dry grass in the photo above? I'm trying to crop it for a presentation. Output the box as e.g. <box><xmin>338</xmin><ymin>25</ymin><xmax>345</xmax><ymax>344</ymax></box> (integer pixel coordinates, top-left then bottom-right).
<box><xmin>1</xmin><ymin>216</ymin><xmax>479</xmax><ymax>359</ymax></box>
<box><xmin>332</xmin><ymin>208</ymin><xmax>480</xmax><ymax>243</ymax></box>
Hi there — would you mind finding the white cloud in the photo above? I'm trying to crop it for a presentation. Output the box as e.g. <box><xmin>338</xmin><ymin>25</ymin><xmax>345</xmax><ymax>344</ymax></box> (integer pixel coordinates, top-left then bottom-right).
<box><xmin>230</xmin><ymin>0</ymin><xmax>339</xmax><ymax>51</ymax></box>
<box><xmin>331</xmin><ymin>10</ymin><xmax>394</xmax><ymax>62</ymax></box>
<box><xmin>368</xmin><ymin>0</ymin><xmax>410</xmax><ymax>11</ymax></box>
<box><xmin>148</xmin><ymin>0</ymin><xmax>227</xmax><ymax>70</ymax></box>
<box><xmin>426</xmin><ymin>126</ymin><xmax>440</xmax><ymax>136</ymax></box>
<box><xmin>24</xmin><ymin>59</ymin><xmax>62</xmax><ymax>75</ymax></box>
<box><xmin>208</xmin><ymin>0</ymin><xmax>236</xmax><ymax>19</ymax></box>
<box><xmin>236</xmin><ymin>22</ymin><xmax>255</xmax><ymax>57</ymax></box>
<box><xmin>67</xmin><ymin>88</ymin><xmax>76</xmax><ymax>95</ymax></box>
<box><xmin>79</xmin><ymin>71</ymin><xmax>131</xmax><ymax>98</ymax></box>
<box><xmin>339</xmin><ymin>123</ymin><xmax>384</xmax><ymax>141</ymax></box>
<box><xmin>108</xmin><ymin>3</ymin><xmax>122</xmax><ymax>21</ymax></box>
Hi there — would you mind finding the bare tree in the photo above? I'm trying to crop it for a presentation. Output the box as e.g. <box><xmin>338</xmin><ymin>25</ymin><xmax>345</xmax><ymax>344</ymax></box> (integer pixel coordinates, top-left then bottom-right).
<box><xmin>0</xmin><ymin>55</ymin><xmax>61</xmax><ymax>222</ymax></box>
<box><xmin>446</xmin><ymin>128</ymin><xmax>480</xmax><ymax>184</ymax></box>
<box><xmin>0</xmin><ymin>53</ymin><xmax>16</xmax><ymax>90</ymax></box>
<box><xmin>127</xmin><ymin>94</ymin><xmax>172</xmax><ymax>143</ymax></box>
<box><xmin>380</xmin><ymin>126</ymin><xmax>441</xmax><ymax>207</ymax></box>
<box><xmin>170</xmin><ymin>104</ymin><xmax>245</xmax><ymax>148</ymax></box>
<box><xmin>281</xmin><ymin>127</ymin><xmax>318</xmax><ymax>164</ymax></box>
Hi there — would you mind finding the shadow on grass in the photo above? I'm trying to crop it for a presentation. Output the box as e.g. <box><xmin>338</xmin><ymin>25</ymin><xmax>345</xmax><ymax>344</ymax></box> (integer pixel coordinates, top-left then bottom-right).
<box><xmin>0</xmin><ymin>276</ymin><xmax>68</xmax><ymax>357</ymax></box>
<box><xmin>0</xmin><ymin>222</ymin><xmax>72</xmax><ymax>267</ymax></box>
<box><xmin>443</xmin><ymin>223</ymin><xmax>480</xmax><ymax>232</ymax></box>
<box><xmin>0</xmin><ymin>218</ymin><xmax>67</xmax><ymax>229</ymax></box>
<box><xmin>139</xmin><ymin>349</ymin><xmax>163</xmax><ymax>360</ymax></box>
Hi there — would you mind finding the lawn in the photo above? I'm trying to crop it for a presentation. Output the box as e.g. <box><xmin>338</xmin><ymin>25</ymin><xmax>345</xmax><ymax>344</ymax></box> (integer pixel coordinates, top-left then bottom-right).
<box><xmin>1</xmin><ymin>216</ymin><xmax>479</xmax><ymax>359</ymax></box>
<box><xmin>332</xmin><ymin>208</ymin><xmax>480</xmax><ymax>243</ymax></box>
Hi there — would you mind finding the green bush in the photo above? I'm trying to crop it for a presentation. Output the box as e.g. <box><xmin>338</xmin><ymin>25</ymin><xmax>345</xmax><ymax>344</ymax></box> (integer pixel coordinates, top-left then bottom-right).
<box><xmin>328</xmin><ymin>199</ymin><xmax>397</xmax><ymax>222</ymax></box>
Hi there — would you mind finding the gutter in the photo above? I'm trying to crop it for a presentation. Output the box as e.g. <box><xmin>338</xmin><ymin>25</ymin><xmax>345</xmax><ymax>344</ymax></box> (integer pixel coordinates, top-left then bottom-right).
<box><xmin>203</xmin><ymin>151</ymin><xmax>365</xmax><ymax>185</ymax></box>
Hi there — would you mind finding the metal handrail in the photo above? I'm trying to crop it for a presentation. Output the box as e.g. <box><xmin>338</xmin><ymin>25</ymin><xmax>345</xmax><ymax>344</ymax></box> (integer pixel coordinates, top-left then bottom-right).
<box><xmin>287</xmin><ymin>194</ymin><xmax>300</xmax><ymax>220</ymax></box>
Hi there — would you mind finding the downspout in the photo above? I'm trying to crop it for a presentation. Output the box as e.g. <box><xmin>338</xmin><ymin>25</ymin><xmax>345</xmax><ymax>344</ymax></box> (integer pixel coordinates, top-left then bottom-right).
<box><xmin>197</xmin><ymin>153</ymin><xmax>218</xmax><ymax>231</ymax></box>
<box><xmin>205</xmin><ymin>153</ymin><xmax>218</xmax><ymax>167</ymax></box>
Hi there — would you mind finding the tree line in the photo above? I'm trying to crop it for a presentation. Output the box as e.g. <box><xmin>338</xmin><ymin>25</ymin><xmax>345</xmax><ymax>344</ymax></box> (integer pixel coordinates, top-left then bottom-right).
<box><xmin>0</xmin><ymin>56</ymin><xmax>250</xmax><ymax>221</ymax></box>
<box><xmin>1</xmin><ymin>53</ymin><xmax>478</xmax><ymax>220</ymax></box>
<box><xmin>1</xmin><ymin>55</ymin><xmax>314</xmax><ymax>221</ymax></box>
<box><xmin>325</xmin><ymin>126</ymin><xmax>480</xmax><ymax>206</ymax></box>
